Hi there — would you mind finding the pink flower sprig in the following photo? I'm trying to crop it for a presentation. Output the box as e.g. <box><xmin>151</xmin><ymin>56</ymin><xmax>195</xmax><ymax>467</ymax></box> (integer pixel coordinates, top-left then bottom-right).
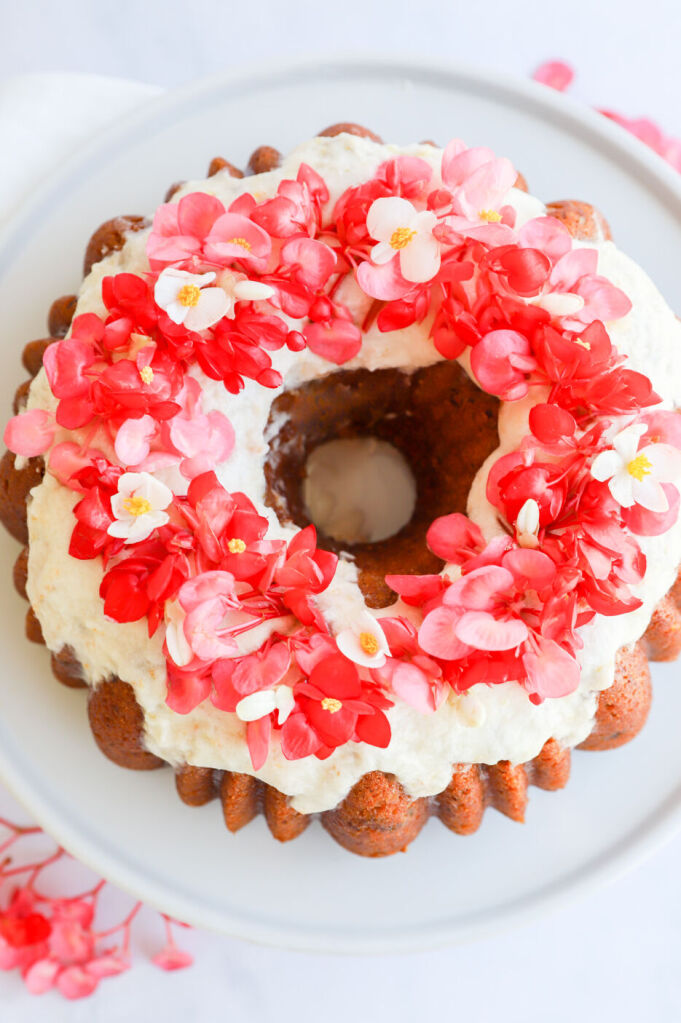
<box><xmin>0</xmin><ymin>817</ymin><xmax>192</xmax><ymax>1001</ymax></box>
<box><xmin>533</xmin><ymin>60</ymin><xmax>681</xmax><ymax>173</ymax></box>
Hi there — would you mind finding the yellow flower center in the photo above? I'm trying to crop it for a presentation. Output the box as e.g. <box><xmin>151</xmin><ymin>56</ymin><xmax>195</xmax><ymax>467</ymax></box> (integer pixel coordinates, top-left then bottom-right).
<box><xmin>627</xmin><ymin>453</ymin><xmax>653</xmax><ymax>482</ymax></box>
<box><xmin>321</xmin><ymin>697</ymin><xmax>342</xmax><ymax>714</ymax></box>
<box><xmin>229</xmin><ymin>237</ymin><xmax>252</xmax><ymax>251</ymax></box>
<box><xmin>139</xmin><ymin>365</ymin><xmax>154</xmax><ymax>384</ymax></box>
<box><xmin>177</xmin><ymin>284</ymin><xmax>201</xmax><ymax>307</ymax></box>
<box><xmin>574</xmin><ymin>338</ymin><xmax>591</xmax><ymax>350</ymax></box>
<box><xmin>389</xmin><ymin>226</ymin><xmax>417</xmax><ymax>250</ymax></box>
<box><xmin>479</xmin><ymin>209</ymin><xmax>502</xmax><ymax>223</ymax></box>
<box><xmin>227</xmin><ymin>537</ymin><xmax>247</xmax><ymax>554</ymax></box>
<box><xmin>123</xmin><ymin>496</ymin><xmax>152</xmax><ymax>517</ymax></box>
<box><xmin>359</xmin><ymin>632</ymin><xmax>380</xmax><ymax>656</ymax></box>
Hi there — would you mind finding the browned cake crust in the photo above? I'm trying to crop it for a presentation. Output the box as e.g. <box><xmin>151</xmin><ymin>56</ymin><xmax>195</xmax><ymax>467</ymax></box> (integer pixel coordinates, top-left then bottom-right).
<box><xmin>175</xmin><ymin>764</ymin><xmax>218</xmax><ymax>806</ymax></box>
<box><xmin>207</xmin><ymin>156</ymin><xmax>244</xmax><ymax>179</ymax></box>
<box><xmin>545</xmin><ymin>199</ymin><xmax>612</xmax><ymax>241</ymax></box>
<box><xmin>83</xmin><ymin>214</ymin><xmax>149</xmax><ymax>277</ymax></box>
<box><xmin>47</xmin><ymin>295</ymin><xmax>77</xmax><ymax>339</ymax></box>
<box><xmin>246</xmin><ymin>146</ymin><xmax>282</xmax><ymax>175</ymax></box>
<box><xmin>87</xmin><ymin>679</ymin><xmax>164</xmax><ymax>771</ymax></box>
<box><xmin>319</xmin><ymin>122</ymin><xmax>384</xmax><ymax>144</ymax></box>
<box><xmin>1</xmin><ymin>131</ymin><xmax>677</xmax><ymax>855</ymax></box>
<box><xmin>0</xmin><ymin>451</ymin><xmax>44</xmax><ymax>544</ymax></box>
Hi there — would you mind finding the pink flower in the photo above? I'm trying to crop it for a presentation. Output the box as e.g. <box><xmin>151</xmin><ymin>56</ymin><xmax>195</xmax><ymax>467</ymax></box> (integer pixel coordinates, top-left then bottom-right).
<box><xmin>21</xmin><ymin>899</ymin><xmax>127</xmax><ymax>1000</ymax></box>
<box><xmin>470</xmin><ymin>329</ymin><xmax>536</xmax><ymax>399</ymax></box>
<box><xmin>250</xmin><ymin>163</ymin><xmax>329</xmax><ymax>238</ymax></box>
<box><xmin>441</xmin><ymin>142</ymin><xmax>517</xmax><ymax>243</ymax></box>
<box><xmin>166</xmin><ymin>571</ymin><xmax>240</xmax><ymax>668</ymax></box>
<box><xmin>147</xmin><ymin>191</ymin><xmax>226</xmax><ymax>266</ymax></box>
<box><xmin>152</xmin><ymin>944</ymin><xmax>193</xmax><ymax>971</ymax></box>
<box><xmin>147</xmin><ymin>190</ymin><xmax>272</xmax><ymax>273</ymax></box>
<box><xmin>518</xmin><ymin>215</ymin><xmax>572</xmax><ymax>264</ymax></box>
<box><xmin>536</xmin><ymin>247</ymin><xmax>631</xmax><ymax>328</ymax></box>
<box><xmin>372</xmin><ymin>617</ymin><xmax>447</xmax><ymax>714</ymax></box>
<box><xmin>204</xmin><ymin>212</ymin><xmax>272</xmax><ymax>272</ymax></box>
<box><xmin>419</xmin><ymin>548</ymin><xmax>556</xmax><ymax>659</ymax></box>
<box><xmin>114</xmin><ymin>415</ymin><xmax>157</xmax><ymax>466</ymax></box>
<box><xmin>165</xmin><ymin>378</ymin><xmax>235</xmax><ymax>480</ymax></box>
<box><xmin>303</xmin><ymin>312</ymin><xmax>362</xmax><ymax>365</ymax></box>
<box><xmin>212</xmin><ymin>642</ymin><xmax>293</xmax><ymax>768</ymax></box>
<box><xmin>522</xmin><ymin>634</ymin><xmax>580</xmax><ymax>700</ymax></box>
<box><xmin>281</xmin><ymin>236</ymin><xmax>337</xmax><ymax>291</ymax></box>
<box><xmin>3</xmin><ymin>408</ymin><xmax>55</xmax><ymax>457</ymax></box>
<box><xmin>532</xmin><ymin>60</ymin><xmax>574</xmax><ymax>92</ymax></box>
<box><xmin>43</xmin><ymin>336</ymin><xmax>96</xmax><ymax>415</ymax></box>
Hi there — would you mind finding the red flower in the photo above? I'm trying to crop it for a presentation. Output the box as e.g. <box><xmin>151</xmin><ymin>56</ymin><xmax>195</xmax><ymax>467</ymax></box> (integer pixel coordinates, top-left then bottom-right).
<box><xmin>0</xmin><ymin>892</ymin><xmax>51</xmax><ymax>950</ymax></box>
<box><xmin>272</xmin><ymin>525</ymin><xmax>338</xmax><ymax>625</ymax></box>
<box><xmin>250</xmin><ymin>163</ymin><xmax>328</xmax><ymax>238</ymax></box>
<box><xmin>183</xmin><ymin>472</ymin><xmax>274</xmax><ymax>579</ymax></box>
<box><xmin>281</xmin><ymin>653</ymin><xmax>392</xmax><ymax>760</ymax></box>
<box><xmin>91</xmin><ymin>350</ymin><xmax>183</xmax><ymax>425</ymax></box>
<box><xmin>99</xmin><ymin>544</ymin><xmax>191</xmax><ymax>631</ymax></box>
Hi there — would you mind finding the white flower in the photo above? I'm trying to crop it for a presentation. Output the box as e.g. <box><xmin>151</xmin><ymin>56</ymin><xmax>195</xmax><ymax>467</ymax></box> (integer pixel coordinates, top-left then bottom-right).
<box><xmin>216</xmin><ymin>270</ymin><xmax>275</xmax><ymax>319</ymax></box>
<box><xmin>516</xmin><ymin>498</ymin><xmax>540</xmax><ymax>549</ymax></box>
<box><xmin>107</xmin><ymin>471</ymin><xmax>173</xmax><ymax>544</ymax></box>
<box><xmin>366</xmin><ymin>196</ymin><xmax>440</xmax><ymax>283</ymax></box>
<box><xmin>154</xmin><ymin>268</ymin><xmax>229</xmax><ymax>331</ymax></box>
<box><xmin>236</xmin><ymin>686</ymin><xmax>295</xmax><ymax>725</ymax></box>
<box><xmin>336</xmin><ymin>612</ymin><xmax>389</xmax><ymax>668</ymax></box>
<box><xmin>164</xmin><ymin>600</ymin><xmax>191</xmax><ymax>667</ymax></box>
<box><xmin>591</xmin><ymin>423</ymin><xmax>681</xmax><ymax>513</ymax></box>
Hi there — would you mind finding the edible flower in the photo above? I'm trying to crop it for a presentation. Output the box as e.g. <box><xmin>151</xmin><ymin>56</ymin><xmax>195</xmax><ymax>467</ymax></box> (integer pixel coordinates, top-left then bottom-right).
<box><xmin>336</xmin><ymin>612</ymin><xmax>390</xmax><ymax>668</ymax></box>
<box><xmin>366</xmin><ymin>196</ymin><xmax>440</xmax><ymax>283</ymax></box>
<box><xmin>107</xmin><ymin>471</ymin><xmax>173</xmax><ymax>544</ymax></box>
<box><xmin>154</xmin><ymin>268</ymin><xmax>228</xmax><ymax>331</ymax></box>
<box><xmin>591</xmin><ymin>423</ymin><xmax>681</xmax><ymax>512</ymax></box>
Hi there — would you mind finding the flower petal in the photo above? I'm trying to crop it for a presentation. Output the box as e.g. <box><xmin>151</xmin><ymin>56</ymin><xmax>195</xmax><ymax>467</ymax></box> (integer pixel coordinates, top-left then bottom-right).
<box><xmin>608</xmin><ymin>470</ymin><xmax>635</xmax><ymax>507</ymax></box>
<box><xmin>632</xmin><ymin>477</ymin><xmax>669</xmax><ymax>513</ymax></box>
<box><xmin>613</xmin><ymin>423</ymin><xmax>647</xmax><ymax>461</ymax></box>
<box><xmin>455</xmin><ymin>611</ymin><xmax>528</xmax><ymax>651</ymax></box>
<box><xmin>366</xmin><ymin>196</ymin><xmax>417</xmax><ymax>242</ymax></box>
<box><xmin>399</xmin><ymin>232</ymin><xmax>440</xmax><ymax>283</ymax></box>
<box><xmin>418</xmin><ymin>606</ymin><xmax>471</xmax><ymax>660</ymax></box>
<box><xmin>184</xmin><ymin>288</ymin><xmax>229</xmax><ymax>331</ymax></box>
<box><xmin>236</xmin><ymin>689</ymin><xmax>278</xmax><ymax>721</ymax></box>
<box><xmin>641</xmin><ymin>442</ymin><xmax>681</xmax><ymax>480</ymax></box>
<box><xmin>591</xmin><ymin>449</ymin><xmax>623</xmax><ymax>482</ymax></box>
<box><xmin>3</xmin><ymin>409</ymin><xmax>55</xmax><ymax>457</ymax></box>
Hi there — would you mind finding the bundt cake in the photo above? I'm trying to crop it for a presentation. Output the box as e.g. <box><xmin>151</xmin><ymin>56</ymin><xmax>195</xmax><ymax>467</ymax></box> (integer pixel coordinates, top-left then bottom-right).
<box><xmin>3</xmin><ymin>124</ymin><xmax>681</xmax><ymax>858</ymax></box>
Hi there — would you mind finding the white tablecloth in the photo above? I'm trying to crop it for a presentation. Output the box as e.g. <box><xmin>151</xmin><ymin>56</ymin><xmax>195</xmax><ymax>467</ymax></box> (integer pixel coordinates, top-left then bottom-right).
<box><xmin>2</xmin><ymin>1</ymin><xmax>681</xmax><ymax>1018</ymax></box>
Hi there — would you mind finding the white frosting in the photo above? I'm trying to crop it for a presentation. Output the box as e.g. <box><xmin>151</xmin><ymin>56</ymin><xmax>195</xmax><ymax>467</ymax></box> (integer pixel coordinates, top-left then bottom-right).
<box><xmin>25</xmin><ymin>135</ymin><xmax>681</xmax><ymax>813</ymax></box>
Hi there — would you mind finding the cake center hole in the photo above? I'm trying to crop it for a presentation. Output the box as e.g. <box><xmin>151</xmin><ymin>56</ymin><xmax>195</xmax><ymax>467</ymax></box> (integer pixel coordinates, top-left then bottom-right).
<box><xmin>302</xmin><ymin>437</ymin><xmax>417</xmax><ymax>545</ymax></box>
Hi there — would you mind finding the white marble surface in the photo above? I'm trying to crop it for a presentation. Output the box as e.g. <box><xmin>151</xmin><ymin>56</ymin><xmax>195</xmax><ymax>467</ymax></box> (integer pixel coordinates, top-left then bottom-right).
<box><xmin>1</xmin><ymin>0</ymin><xmax>681</xmax><ymax>1017</ymax></box>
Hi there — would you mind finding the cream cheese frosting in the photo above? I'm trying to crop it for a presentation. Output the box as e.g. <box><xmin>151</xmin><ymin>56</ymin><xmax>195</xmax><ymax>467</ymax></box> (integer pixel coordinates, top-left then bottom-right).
<box><xmin>24</xmin><ymin>134</ymin><xmax>681</xmax><ymax>814</ymax></box>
